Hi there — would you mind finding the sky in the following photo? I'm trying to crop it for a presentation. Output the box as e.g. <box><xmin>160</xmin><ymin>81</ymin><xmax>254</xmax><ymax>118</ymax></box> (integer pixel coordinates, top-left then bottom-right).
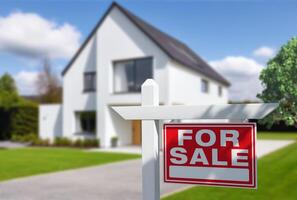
<box><xmin>0</xmin><ymin>0</ymin><xmax>296</xmax><ymax>100</ymax></box>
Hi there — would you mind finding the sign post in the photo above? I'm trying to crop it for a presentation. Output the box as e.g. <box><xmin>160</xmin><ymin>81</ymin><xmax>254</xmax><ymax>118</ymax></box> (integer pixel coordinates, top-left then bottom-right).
<box><xmin>112</xmin><ymin>79</ymin><xmax>278</xmax><ymax>199</ymax></box>
<box><xmin>141</xmin><ymin>80</ymin><xmax>160</xmax><ymax>200</ymax></box>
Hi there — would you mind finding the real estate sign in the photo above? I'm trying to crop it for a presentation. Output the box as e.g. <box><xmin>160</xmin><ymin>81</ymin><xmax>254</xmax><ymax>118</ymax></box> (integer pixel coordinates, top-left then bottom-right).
<box><xmin>163</xmin><ymin>123</ymin><xmax>257</xmax><ymax>188</ymax></box>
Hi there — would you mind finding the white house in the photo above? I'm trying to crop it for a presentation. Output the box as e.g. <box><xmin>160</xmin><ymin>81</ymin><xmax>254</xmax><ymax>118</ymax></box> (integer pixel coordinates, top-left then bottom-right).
<box><xmin>39</xmin><ymin>2</ymin><xmax>230</xmax><ymax>148</ymax></box>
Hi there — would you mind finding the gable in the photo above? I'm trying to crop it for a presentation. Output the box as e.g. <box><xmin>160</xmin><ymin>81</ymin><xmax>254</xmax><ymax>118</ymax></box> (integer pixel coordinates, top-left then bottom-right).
<box><xmin>61</xmin><ymin>4</ymin><xmax>114</xmax><ymax>76</ymax></box>
<box><xmin>62</xmin><ymin>2</ymin><xmax>230</xmax><ymax>87</ymax></box>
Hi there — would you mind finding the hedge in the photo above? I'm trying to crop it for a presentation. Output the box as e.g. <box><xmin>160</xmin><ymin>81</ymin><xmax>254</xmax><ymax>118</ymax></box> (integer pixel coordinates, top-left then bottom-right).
<box><xmin>249</xmin><ymin>119</ymin><xmax>297</xmax><ymax>132</ymax></box>
<box><xmin>0</xmin><ymin>109</ymin><xmax>12</xmax><ymax>140</ymax></box>
<box><xmin>0</xmin><ymin>105</ymin><xmax>38</xmax><ymax>140</ymax></box>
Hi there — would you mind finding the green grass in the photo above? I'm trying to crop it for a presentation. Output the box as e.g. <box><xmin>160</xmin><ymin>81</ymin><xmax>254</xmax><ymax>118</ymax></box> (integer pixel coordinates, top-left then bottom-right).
<box><xmin>258</xmin><ymin>131</ymin><xmax>297</xmax><ymax>140</ymax></box>
<box><xmin>163</xmin><ymin>142</ymin><xmax>297</xmax><ymax>200</ymax></box>
<box><xmin>0</xmin><ymin>147</ymin><xmax>140</xmax><ymax>181</ymax></box>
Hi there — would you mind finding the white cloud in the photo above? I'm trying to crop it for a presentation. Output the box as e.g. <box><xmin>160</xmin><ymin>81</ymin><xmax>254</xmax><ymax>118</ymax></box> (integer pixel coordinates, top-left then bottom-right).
<box><xmin>253</xmin><ymin>46</ymin><xmax>275</xmax><ymax>58</ymax></box>
<box><xmin>0</xmin><ymin>11</ymin><xmax>81</xmax><ymax>60</ymax></box>
<box><xmin>209</xmin><ymin>56</ymin><xmax>264</xmax><ymax>101</ymax></box>
<box><xmin>14</xmin><ymin>71</ymin><xmax>39</xmax><ymax>95</ymax></box>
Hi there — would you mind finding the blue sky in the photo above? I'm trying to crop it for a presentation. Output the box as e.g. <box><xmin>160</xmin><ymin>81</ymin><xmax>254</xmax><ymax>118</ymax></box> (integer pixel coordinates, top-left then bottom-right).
<box><xmin>0</xmin><ymin>0</ymin><xmax>296</xmax><ymax>100</ymax></box>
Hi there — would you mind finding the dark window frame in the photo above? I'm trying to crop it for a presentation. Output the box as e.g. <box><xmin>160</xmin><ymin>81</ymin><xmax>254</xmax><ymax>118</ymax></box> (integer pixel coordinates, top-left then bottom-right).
<box><xmin>113</xmin><ymin>56</ymin><xmax>154</xmax><ymax>94</ymax></box>
<box><xmin>201</xmin><ymin>79</ymin><xmax>209</xmax><ymax>93</ymax></box>
<box><xmin>76</xmin><ymin>111</ymin><xmax>96</xmax><ymax>134</ymax></box>
<box><xmin>83</xmin><ymin>72</ymin><xmax>96</xmax><ymax>92</ymax></box>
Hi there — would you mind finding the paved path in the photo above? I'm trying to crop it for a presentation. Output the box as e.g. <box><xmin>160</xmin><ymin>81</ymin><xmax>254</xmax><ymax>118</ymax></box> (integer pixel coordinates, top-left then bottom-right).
<box><xmin>256</xmin><ymin>140</ymin><xmax>294</xmax><ymax>157</ymax></box>
<box><xmin>0</xmin><ymin>140</ymin><xmax>294</xmax><ymax>200</ymax></box>
<box><xmin>0</xmin><ymin>141</ymin><xmax>29</xmax><ymax>149</ymax></box>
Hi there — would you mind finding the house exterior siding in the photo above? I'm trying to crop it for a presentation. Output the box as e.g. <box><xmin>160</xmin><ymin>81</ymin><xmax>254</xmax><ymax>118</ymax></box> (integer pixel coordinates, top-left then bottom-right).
<box><xmin>62</xmin><ymin>34</ymin><xmax>97</xmax><ymax>140</ymax></box>
<box><xmin>168</xmin><ymin>61</ymin><xmax>228</xmax><ymax>105</ymax></box>
<box><xmin>39</xmin><ymin>104</ymin><xmax>62</xmax><ymax>141</ymax></box>
<box><xmin>39</xmin><ymin>4</ymin><xmax>229</xmax><ymax>148</ymax></box>
<box><xmin>96</xmin><ymin>7</ymin><xmax>170</xmax><ymax>147</ymax></box>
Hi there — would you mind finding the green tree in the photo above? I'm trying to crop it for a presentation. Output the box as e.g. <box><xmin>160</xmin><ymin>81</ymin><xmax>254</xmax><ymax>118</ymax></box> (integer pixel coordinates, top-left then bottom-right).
<box><xmin>0</xmin><ymin>73</ymin><xmax>18</xmax><ymax>94</ymax></box>
<box><xmin>0</xmin><ymin>73</ymin><xmax>20</xmax><ymax>109</ymax></box>
<box><xmin>257</xmin><ymin>37</ymin><xmax>297</xmax><ymax>127</ymax></box>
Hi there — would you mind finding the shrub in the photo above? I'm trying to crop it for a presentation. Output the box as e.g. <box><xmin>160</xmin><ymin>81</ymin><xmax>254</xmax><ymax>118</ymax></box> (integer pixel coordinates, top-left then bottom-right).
<box><xmin>10</xmin><ymin>105</ymin><xmax>38</xmax><ymax>139</ymax></box>
<box><xmin>0</xmin><ymin>108</ymin><xmax>12</xmax><ymax>140</ymax></box>
<box><xmin>31</xmin><ymin>138</ymin><xmax>50</xmax><ymax>146</ymax></box>
<box><xmin>82</xmin><ymin>139</ymin><xmax>99</xmax><ymax>148</ymax></box>
<box><xmin>54</xmin><ymin>137</ymin><xmax>72</xmax><ymax>147</ymax></box>
<box><xmin>10</xmin><ymin>133</ymin><xmax>51</xmax><ymax>147</ymax></box>
<box><xmin>11</xmin><ymin>133</ymin><xmax>37</xmax><ymax>143</ymax></box>
<box><xmin>73</xmin><ymin>139</ymin><xmax>83</xmax><ymax>148</ymax></box>
<box><xmin>11</xmin><ymin>134</ymin><xmax>22</xmax><ymax>142</ymax></box>
<box><xmin>72</xmin><ymin>138</ymin><xmax>100</xmax><ymax>148</ymax></box>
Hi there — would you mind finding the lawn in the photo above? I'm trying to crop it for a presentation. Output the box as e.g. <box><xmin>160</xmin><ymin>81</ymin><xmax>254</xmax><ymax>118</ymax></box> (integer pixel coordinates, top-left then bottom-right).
<box><xmin>163</xmin><ymin>142</ymin><xmax>297</xmax><ymax>200</ymax></box>
<box><xmin>258</xmin><ymin>131</ymin><xmax>297</xmax><ymax>140</ymax></box>
<box><xmin>0</xmin><ymin>147</ymin><xmax>140</xmax><ymax>181</ymax></box>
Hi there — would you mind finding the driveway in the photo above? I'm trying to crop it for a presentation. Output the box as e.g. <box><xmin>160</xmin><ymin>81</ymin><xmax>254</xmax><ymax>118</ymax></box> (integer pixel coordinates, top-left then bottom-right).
<box><xmin>0</xmin><ymin>141</ymin><xmax>29</xmax><ymax>149</ymax></box>
<box><xmin>0</xmin><ymin>140</ymin><xmax>294</xmax><ymax>200</ymax></box>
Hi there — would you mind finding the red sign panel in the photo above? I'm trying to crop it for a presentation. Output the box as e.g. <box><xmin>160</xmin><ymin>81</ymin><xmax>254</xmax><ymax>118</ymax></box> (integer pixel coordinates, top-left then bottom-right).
<box><xmin>163</xmin><ymin>123</ymin><xmax>257</xmax><ymax>188</ymax></box>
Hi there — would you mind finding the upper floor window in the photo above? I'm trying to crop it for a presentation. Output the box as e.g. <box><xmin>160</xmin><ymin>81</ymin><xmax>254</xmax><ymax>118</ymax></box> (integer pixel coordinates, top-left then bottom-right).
<box><xmin>218</xmin><ymin>86</ymin><xmax>223</xmax><ymax>97</ymax></box>
<box><xmin>84</xmin><ymin>72</ymin><xmax>96</xmax><ymax>92</ymax></box>
<box><xmin>114</xmin><ymin>57</ymin><xmax>153</xmax><ymax>93</ymax></box>
<box><xmin>201</xmin><ymin>79</ymin><xmax>209</xmax><ymax>93</ymax></box>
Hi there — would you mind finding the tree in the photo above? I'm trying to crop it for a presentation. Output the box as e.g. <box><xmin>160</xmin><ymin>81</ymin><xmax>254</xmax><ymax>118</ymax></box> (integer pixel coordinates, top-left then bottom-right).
<box><xmin>0</xmin><ymin>73</ymin><xmax>18</xmax><ymax>94</ymax></box>
<box><xmin>0</xmin><ymin>73</ymin><xmax>20</xmax><ymax>109</ymax></box>
<box><xmin>36</xmin><ymin>59</ymin><xmax>62</xmax><ymax>103</ymax></box>
<box><xmin>257</xmin><ymin>37</ymin><xmax>297</xmax><ymax>127</ymax></box>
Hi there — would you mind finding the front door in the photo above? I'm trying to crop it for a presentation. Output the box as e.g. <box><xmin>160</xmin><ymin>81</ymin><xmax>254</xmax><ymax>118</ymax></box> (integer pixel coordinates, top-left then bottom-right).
<box><xmin>132</xmin><ymin>120</ymin><xmax>141</xmax><ymax>145</ymax></box>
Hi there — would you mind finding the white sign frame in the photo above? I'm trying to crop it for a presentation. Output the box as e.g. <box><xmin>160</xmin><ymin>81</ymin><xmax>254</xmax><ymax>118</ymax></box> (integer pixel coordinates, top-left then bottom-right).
<box><xmin>112</xmin><ymin>79</ymin><xmax>278</xmax><ymax>200</ymax></box>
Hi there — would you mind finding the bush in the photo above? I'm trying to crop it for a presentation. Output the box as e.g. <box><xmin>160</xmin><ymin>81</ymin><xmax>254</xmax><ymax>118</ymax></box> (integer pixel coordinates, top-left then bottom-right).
<box><xmin>82</xmin><ymin>139</ymin><xmax>99</xmax><ymax>148</ymax></box>
<box><xmin>11</xmin><ymin>136</ymin><xmax>100</xmax><ymax>148</ymax></box>
<box><xmin>10</xmin><ymin>105</ymin><xmax>38</xmax><ymax>139</ymax></box>
<box><xmin>1</xmin><ymin>103</ymin><xmax>39</xmax><ymax>141</ymax></box>
<box><xmin>31</xmin><ymin>138</ymin><xmax>50</xmax><ymax>146</ymax></box>
<box><xmin>54</xmin><ymin>137</ymin><xmax>72</xmax><ymax>147</ymax></box>
<box><xmin>0</xmin><ymin>108</ymin><xmax>13</xmax><ymax>140</ymax></box>
<box><xmin>11</xmin><ymin>134</ymin><xmax>23</xmax><ymax>142</ymax></box>
<box><xmin>11</xmin><ymin>133</ymin><xmax>37</xmax><ymax>143</ymax></box>
<box><xmin>72</xmin><ymin>138</ymin><xmax>99</xmax><ymax>148</ymax></box>
<box><xmin>10</xmin><ymin>133</ymin><xmax>51</xmax><ymax>147</ymax></box>
<box><xmin>73</xmin><ymin>139</ymin><xmax>83</xmax><ymax>148</ymax></box>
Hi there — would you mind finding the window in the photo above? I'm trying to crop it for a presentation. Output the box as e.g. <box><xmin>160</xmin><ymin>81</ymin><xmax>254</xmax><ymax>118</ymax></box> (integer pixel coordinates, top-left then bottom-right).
<box><xmin>218</xmin><ymin>86</ymin><xmax>223</xmax><ymax>97</ymax></box>
<box><xmin>84</xmin><ymin>72</ymin><xmax>96</xmax><ymax>92</ymax></box>
<box><xmin>77</xmin><ymin>111</ymin><xmax>96</xmax><ymax>134</ymax></box>
<box><xmin>201</xmin><ymin>79</ymin><xmax>209</xmax><ymax>93</ymax></box>
<box><xmin>114</xmin><ymin>57</ymin><xmax>153</xmax><ymax>93</ymax></box>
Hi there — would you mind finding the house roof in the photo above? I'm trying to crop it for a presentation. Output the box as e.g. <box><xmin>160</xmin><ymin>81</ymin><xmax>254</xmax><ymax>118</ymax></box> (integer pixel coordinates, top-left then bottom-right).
<box><xmin>62</xmin><ymin>2</ymin><xmax>230</xmax><ymax>87</ymax></box>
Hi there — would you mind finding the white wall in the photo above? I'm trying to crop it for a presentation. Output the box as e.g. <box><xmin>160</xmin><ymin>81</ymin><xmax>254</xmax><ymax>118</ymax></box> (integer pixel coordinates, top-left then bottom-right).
<box><xmin>168</xmin><ymin>61</ymin><xmax>228</xmax><ymax>105</ymax></box>
<box><xmin>96</xmin><ymin>7</ymin><xmax>170</xmax><ymax>147</ymax></box>
<box><xmin>39</xmin><ymin>104</ymin><xmax>62</xmax><ymax>141</ymax></box>
<box><xmin>61</xmin><ymin>6</ymin><xmax>229</xmax><ymax>147</ymax></box>
<box><xmin>62</xmin><ymin>34</ymin><xmax>97</xmax><ymax>139</ymax></box>
<box><xmin>106</xmin><ymin>107</ymin><xmax>132</xmax><ymax>146</ymax></box>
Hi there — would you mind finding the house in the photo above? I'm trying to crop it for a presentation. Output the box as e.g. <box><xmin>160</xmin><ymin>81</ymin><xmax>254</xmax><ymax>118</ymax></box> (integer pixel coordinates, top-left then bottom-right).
<box><xmin>39</xmin><ymin>2</ymin><xmax>230</xmax><ymax>148</ymax></box>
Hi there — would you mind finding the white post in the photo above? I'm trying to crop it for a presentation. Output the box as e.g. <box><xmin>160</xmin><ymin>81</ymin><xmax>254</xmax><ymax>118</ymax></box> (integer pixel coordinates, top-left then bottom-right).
<box><xmin>141</xmin><ymin>79</ymin><xmax>160</xmax><ymax>200</ymax></box>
